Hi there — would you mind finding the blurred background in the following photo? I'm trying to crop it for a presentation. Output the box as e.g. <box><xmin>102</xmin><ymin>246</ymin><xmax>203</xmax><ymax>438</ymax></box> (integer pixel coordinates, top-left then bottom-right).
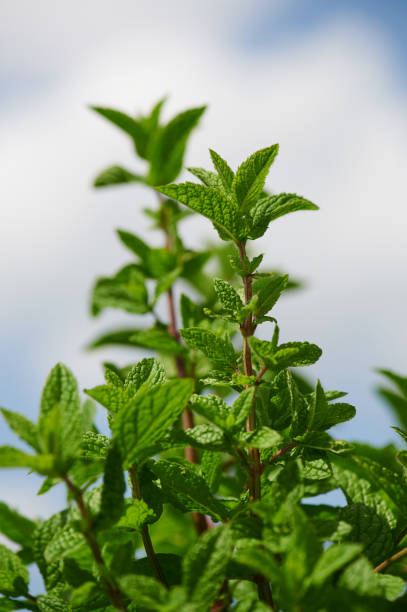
<box><xmin>1</xmin><ymin>0</ymin><xmax>407</xmax><ymax>542</ymax></box>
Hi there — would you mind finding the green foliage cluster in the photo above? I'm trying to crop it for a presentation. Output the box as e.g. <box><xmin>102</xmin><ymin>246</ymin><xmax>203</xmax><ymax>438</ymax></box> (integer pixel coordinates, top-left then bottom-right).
<box><xmin>1</xmin><ymin>99</ymin><xmax>407</xmax><ymax>611</ymax></box>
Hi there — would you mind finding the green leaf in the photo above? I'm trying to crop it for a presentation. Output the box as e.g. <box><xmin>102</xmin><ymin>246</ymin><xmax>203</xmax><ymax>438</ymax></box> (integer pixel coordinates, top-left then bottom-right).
<box><xmin>181</xmin><ymin>327</ymin><xmax>236</xmax><ymax>368</ymax></box>
<box><xmin>339</xmin><ymin>557</ymin><xmax>404</xmax><ymax>601</ymax></box>
<box><xmin>37</xmin><ymin>594</ymin><xmax>72</xmax><ymax>611</ymax></box>
<box><xmin>252</xmin><ymin>273</ymin><xmax>288</xmax><ymax>318</ymax></box>
<box><xmin>0</xmin><ymin>502</ymin><xmax>36</xmax><ymax>549</ymax></box>
<box><xmin>183</xmin><ymin>424</ymin><xmax>227</xmax><ymax>451</ymax></box>
<box><xmin>201</xmin><ymin>451</ymin><xmax>222</xmax><ymax>493</ymax></box>
<box><xmin>87</xmin><ymin>328</ymin><xmax>142</xmax><ymax>350</ymax></box>
<box><xmin>0</xmin><ymin>447</ymin><xmax>54</xmax><ymax>474</ymax></box>
<box><xmin>214</xmin><ymin>278</ymin><xmax>243</xmax><ymax>313</ymax></box>
<box><xmin>91</xmin><ymin>106</ymin><xmax>147</xmax><ymax>156</ymax></box>
<box><xmin>84</xmin><ymin>385</ymin><xmax>129</xmax><ymax>414</ymax></box>
<box><xmin>239</xmin><ymin>427</ymin><xmax>282</xmax><ymax>449</ymax></box>
<box><xmin>250</xmin><ymin>338</ymin><xmax>322</xmax><ymax>370</ymax></box>
<box><xmin>228</xmin><ymin>388</ymin><xmax>255</xmax><ymax>432</ymax></box>
<box><xmin>130</xmin><ymin>328</ymin><xmax>187</xmax><ymax>356</ymax></box>
<box><xmin>0</xmin><ymin>544</ymin><xmax>29</xmax><ymax>597</ymax></box>
<box><xmin>189</xmin><ymin>394</ymin><xmax>229</xmax><ymax>429</ymax></box>
<box><xmin>91</xmin><ymin>264</ymin><xmax>149</xmax><ymax>316</ymax></box>
<box><xmin>124</xmin><ymin>358</ymin><xmax>166</xmax><ymax>396</ymax></box>
<box><xmin>340</xmin><ymin>504</ymin><xmax>393</xmax><ymax>565</ymax></box>
<box><xmin>0</xmin><ymin>409</ymin><xmax>40</xmax><ymax>452</ymax></box>
<box><xmin>232</xmin><ymin>145</ymin><xmax>279</xmax><ymax>212</ymax></box>
<box><xmin>331</xmin><ymin>455</ymin><xmax>404</xmax><ymax>530</ymax></box>
<box><xmin>44</xmin><ymin>527</ymin><xmax>84</xmax><ymax>563</ymax></box>
<box><xmin>113</xmin><ymin>379</ymin><xmax>194</xmax><ymax>465</ymax></box>
<box><xmin>310</xmin><ymin>542</ymin><xmax>363</xmax><ymax>587</ymax></box>
<box><xmin>249</xmin><ymin>192</ymin><xmax>318</xmax><ymax>239</ymax></box>
<box><xmin>209</xmin><ymin>149</ymin><xmax>234</xmax><ymax>191</ymax></box>
<box><xmin>150</xmin><ymin>459</ymin><xmax>228</xmax><ymax>520</ymax></box>
<box><xmin>148</xmin><ymin>106</ymin><xmax>206</xmax><ymax>185</ymax></box>
<box><xmin>120</xmin><ymin>574</ymin><xmax>167</xmax><ymax>608</ymax></box>
<box><xmin>93</xmin><ymin>165</ymin><xmax>144</xmax><ymax>188</ymax></box>
<box><xmin>97</xmin><ymin>443</ymin><xmax>125</xmax><ymax>528</ymax></box>
<box><xmin>187</xmin><ymin>167</ymin><xmax>224</xmax><ymax>190</ymax></box>
<box><xmin>157</xmin><ymin>183</ymin><xmax>246</xmax><ymax>242</ymax></box>
<box><xmin>118</xmin><ymin>499</ymin><xmax>155</xmax><ymax>530</ymax></box>
<box><xmin>116</xmin><ymin>229</ymin><xmax>149</xmax><ymax>260</ymax></box>
<box><xmin>183</xmin><ymin>526</ymin><xmax>232</xmax><ymax>606</ymax></box>
<box><xmin>180</xmin><ymin>294</ymin><xmax>205</xmax><ymax>328</ymax></box>
<box><xmin>393</xmin><ymin>426</ymin><xmax>407</xmax><ymax>444</ymax></box>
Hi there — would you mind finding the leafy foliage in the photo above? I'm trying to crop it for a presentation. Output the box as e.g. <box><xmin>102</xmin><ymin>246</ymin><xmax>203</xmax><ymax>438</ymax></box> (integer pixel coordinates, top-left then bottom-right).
<box><xmin>1</xmin><ymin>97</ymin><xmax>406</xmax><ymax>611</ymax></box>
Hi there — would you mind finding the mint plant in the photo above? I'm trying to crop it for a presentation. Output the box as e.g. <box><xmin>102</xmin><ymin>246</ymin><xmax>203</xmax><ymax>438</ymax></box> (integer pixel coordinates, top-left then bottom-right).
<box><xmin>1</xmin><ymin>99</ymin><xmax>407</xmax><ymax>611</ymax></box>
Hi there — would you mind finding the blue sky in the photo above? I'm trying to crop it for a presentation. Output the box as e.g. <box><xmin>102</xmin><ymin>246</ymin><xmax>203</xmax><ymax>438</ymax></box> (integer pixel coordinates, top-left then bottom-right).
<box><xmin>1</xmin><ymin>0</ymin><xmax>407</xmax><ymax>573</ymax></box>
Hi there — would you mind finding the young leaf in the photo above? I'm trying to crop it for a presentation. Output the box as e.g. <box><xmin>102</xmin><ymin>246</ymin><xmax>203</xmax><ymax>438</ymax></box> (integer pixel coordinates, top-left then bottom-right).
<box><xmin>0</xmin><ymin>447</ymin><xmax>54</xmax><ymax>474</ymax></box>
<box><xmin>187</xmin><ymin>166</ymin><xmax>224</xmax><ymax>190</ymax></box>
<box><xmin>310</xmin><ymin>542</ymin><xmax>363</xmax><ymax>587</ymax></box>
<box><xmin>150</xmin><ymin>459</ymin><xmax>228</xmax><ymax>520</ymax></box>
<box><xmin>97</xmin><ymin>443</ymin><xmax>125</xmax><ymax>529</ymax></box>
<box><xmin>156</xmin><ymin>183</ymin><xmax>247</xmax><ymax>242</ymax></box>
<box><xmin>91</xmin><ymin>106</ymin><xmax>148</xmax><ymax>156</ymax></box>
<box><xmin>249</xmin><ymin>192</ymin><xmax>318</xmax><ymax>239</ymax></box>
<box><xmin>232</xmin><ymin>145</ymin><xmax>279</xmax><ymax>212</ymax></box>
<box><xmin>0</xmin><ymin>503</ymin><xmax>36</xmax><ymax>549</ymax></box>
<box><xmin>124</xmin><ymin>358</ymin><xmax>166</xmax><ymax>396</ymax></box>
<box><xmin>148</xmin><ymin>106</ymin><xmax>206</xmax><ymax>185</ymax></box>
<box><xmin>93</xmin><ymin>165</ymin><xmax>144</xmax><ymax>188</ymax></box>
<box><xmin>91</xmin><ymin>264</ymin><xmax>149</xmax><ymax>316</ymax></box>
<box><xmin>214</xmin><ymin>278</ymin><xmax>243</xmax><ymax>313</ymax></box>
<box><xmin>181</xmin><ymin>327</ymin><xmax>237</xmax><ymax>369</ymax></box>
<box><xmin>209</xmin><ymin>149</ymin><xmax>234</xmax><ymax>191</ymax></box>
<box><xmin>183</xmin><ymin>526</ymin><xmax>232</xmax><ymax>606</ymax></box>
<box><xmin>253</xmin><ymin>273</ymin><xmax>288</xmax><ymax>318</ymax></box>
<box><xmin>0</xmin><ymin>409</ymin><xmax>40</xmax><ymax>452</ymax></box>
<box><xmin>113</xmin><ymin>379</ymin><xmax>194</xmax><ymax>466</ymax></box>
<box><xmin>0</xmin><ymin>544</ymin><xmax>29</xmax><ymax>597</ymax></box>
<box><xmin>250</xmin><ymin>338</ymin><xmax>322</xmax><ymax>370</ymax></box>
<box><xmin>201</xmin><ymin>451</ymin><xmax>222</xmax><ymax>493</ymax></box>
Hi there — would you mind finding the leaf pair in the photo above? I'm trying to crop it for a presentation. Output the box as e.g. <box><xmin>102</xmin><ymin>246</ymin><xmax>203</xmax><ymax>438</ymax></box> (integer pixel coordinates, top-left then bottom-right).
<box><xmin>92</xmin><ymin>100</ymin><xmax>206</xmax><ymax>187</ymax></box>
<box><xmin>157</xmin><ymin>146</ymin><xmax>318</xmax><ymax>242</ymax></box>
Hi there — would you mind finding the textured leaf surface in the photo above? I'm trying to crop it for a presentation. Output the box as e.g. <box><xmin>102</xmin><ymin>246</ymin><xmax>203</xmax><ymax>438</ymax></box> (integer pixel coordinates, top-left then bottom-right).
<box><xmin>98</xmin><ymin>444</ymin><xmax>125</xmax><ymax>528</ymax></box>
<box><xmin>209</xmin><ymin>149</ymin><xmax>234</xmax><ymax>191</ymax></box>
<box><xmin>181</xmin><ymin>327</ymin><xmax>236</xmax><ymax>368</ymax></box>
<box><xmin>250</xmin><ymin>192</ymin><xmax>318</xmax><ymax>238</ymax></box>
<box><xmin>113</xmin><ymin>379</ymin><xmax>194</xmax><ymax>465</ymax></box>
<box><xmin>250</xmin><ymin>338</ymin><xmax>322</xmax><ymax>370</ymax></box>
<box><xmin>124</xmin><ymin>358</ymin><xmax>166</xmax><ymax>395</ymax></box>
<box><xmin>157</xmin><ymin>183</ymin><xmax>245</xmax><ymax>242</ymax></box>
<box><xmin>183</xmin><ymin>527</ymin><xmax>232</xmax><ymax>606</ymax></box>
<box><xmin>120</xmin><ymin>574</ymin><xmax>167</xmax><ymax>608</ymax></box>
<box><xmin>232</xmin><ymin>145</ymin><xmax>279</xmax><ymax>212</ymax></box>
<box><xmin>44</xmin><ymin>527</ymin><xmax>84</xmax><ymax>563</ymax></box>
<box><xmin>0</xmin><ymin>544</ymin><xmax>29</xmax><ymax>597</ymax></box>
<box><xmin>214</xmin><ymin>278</ymin><xmax>243</xmax><ymax>313</ymax></box>
<box><xmin>150</xmin><ymin>460</ymin><xmax>228</xmax><ymax>520</ymax></box>
<box><xmin>340</xmin><ymin>503</ymin><xmax>393</xmax><ymax>565</ymax></box>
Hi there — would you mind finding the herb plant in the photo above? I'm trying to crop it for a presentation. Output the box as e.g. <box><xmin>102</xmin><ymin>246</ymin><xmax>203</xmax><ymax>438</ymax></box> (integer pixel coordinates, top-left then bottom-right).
<box><xmin>1</xmin><ymin>99</ymin><xmax>407</xmax><ymax>611</ymax></box>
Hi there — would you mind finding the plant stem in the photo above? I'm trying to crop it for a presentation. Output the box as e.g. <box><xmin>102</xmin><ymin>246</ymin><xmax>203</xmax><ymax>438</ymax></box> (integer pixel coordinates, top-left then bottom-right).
<box><xmin>63</xmin><ymin>476</ymin><xmax>127</xmax><ymax>612</ymax></box>
<box><xmin>269</xmin><ymin>441</ymin><xmax>297</xmax><ymax>463</ymax></box>
<box><xmin>237</xmin><ymin>242</ymin><xmax>274</xmax><ymax>608</ymax></box>
<box><xmin>374</xmin><ymin>546</ymin><xmax>407</xmax><ymax>573</ymax></box>
<box><xmin>129</xmin><ymin>467</ymin><xmax>168</xmax><ymax>588</ymax></box>
<box><xmin>238</xmin><ymin>242</ymin><xmax>261</xmax><ymax>503</ymax></box>
<box><xmin>160</xmin><ymin>196</ymin><xmax>209</xmax><ymax>535</ymax></box>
